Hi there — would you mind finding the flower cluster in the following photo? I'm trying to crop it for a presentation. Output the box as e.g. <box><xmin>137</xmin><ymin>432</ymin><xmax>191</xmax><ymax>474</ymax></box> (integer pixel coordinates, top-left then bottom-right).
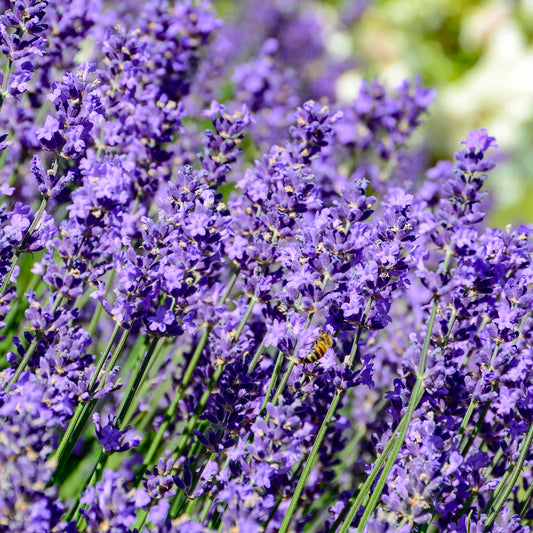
<box><xmin>0</xmin><ymin>1</ymin><xmax>531</xmax><ymax>533</ymax></box>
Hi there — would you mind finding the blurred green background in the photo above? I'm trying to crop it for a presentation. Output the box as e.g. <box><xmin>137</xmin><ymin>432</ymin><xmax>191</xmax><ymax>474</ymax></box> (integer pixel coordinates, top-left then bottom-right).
<box><xmin>339</xmin><ymin>0</ymin><xmax>533</xmax><ymax>226</ymax></box>
<box><xmin>217</xmin><ymin>0</ymin><xmax>533</xmax><ymax>226</ymax></box>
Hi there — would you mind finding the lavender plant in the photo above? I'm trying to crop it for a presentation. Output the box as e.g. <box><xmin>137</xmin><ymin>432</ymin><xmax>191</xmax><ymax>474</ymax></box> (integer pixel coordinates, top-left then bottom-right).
<box><xmin>0</xmin><ymin>1</ymin><xmax>531</xmax><ymax>532</ymax></box>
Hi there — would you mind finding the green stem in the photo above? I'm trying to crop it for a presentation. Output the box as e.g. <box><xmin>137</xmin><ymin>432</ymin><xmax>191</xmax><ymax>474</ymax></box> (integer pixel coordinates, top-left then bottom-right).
<box><xmin>70</xmin><ymin>338</ymin><xmax>161</xmax><ymax>519</ymax></box>
<box><xmin>459</xmin><ymin>312</ymin><xmax>528</xmax><ymax>454</ymax></box>
<box><xmin>164</xmin><ymin>365</ymin><xmax>226</xmax><ymax>519</ymax></box>
<box><xmin>133</xmin><ymin>373</ymin><xmax>173</xmax><ymax>433</ymax></box>
<box><xmin>458</xmin><ymin>344</ymin><xmax>499</xmax><ymax>442</ymax></box>
<box><xmin>455</xmin><ymin>448</ymin><xmax>504</xmax><ymax>522</ymax></box>
<box><xmin>100</xmin><ymin>328</ymin><xmax>130</xmax><ymax>390</ymax></box>
<box><xmin>138</xmin><ymin>283</ymin><xmax>251</xmax><ymax>525</ymax></box>
<box><xmin>168</xmin><ymin>439</ymin><xmax>208</xmax><ymax>516</ymax></box>
<box><xmin>7</xmin><ymin>285</ymin><xmax>64</xmax><ymax>389</ymax></box>
<box><xmin>355</xmin><ymin>385</ymin><xmax>423</xmax><ymax>529</ymax></box>
<box><xmin>6</xmin><ymin>332</ymin><xmax>43</xmax><ymax>389</ymax></box>
<box><xmin>519</xmin><ymin>473</ymin><xmax>533</xmax><ymax>517</ymax></box>
<box><xmin>215</xmin><ymin>508</ymin><xmax>227</xmax><ymax>532</ymax></box>
<box><xmin>122</xmin><ymin>338</ymin><xmax>169</xmax><ymax>428</ymax></box>
<box><xmin>235</xmin><ymin>295</ymin><xmax>257</xmax><ymax>340</ymax></box>
<box><xmin>0</xmin><ymin>59</ymin><xmax>12</xmax><ymax>109</ymax></box>
<box><xmin>351</xmin><ymin>419</ymin><xmax>420</xmax><ymax>532</ymax></box>
<box><xmin>333</xmin><ymin>417</ymin><xmax>407</xmax><ymax>533</ymax></box>
<box><xmin>133</xmin><ymin>327</ymin><xmax>212</xmax><ymax>486</ymax></box>
<box><xmin>485</xmin><ymin>446</ymin><xmax>504</xmax><ymax>479</ymax></box>
<box><xmin>88</xmin><ymin>322</ymin><xmax>122</xmax><ymax>391</ymax></box>
<box><xmin>349</xmin><ymin>298</ymin><xmax>373</xmax><ymax>368</ymax></box>
<box><xmin>0</xmin><ymin>197</ymin><xmax>48</xmax><ymax>296</ymax></box>
<box><xmin>457</xmin><ymin>400</ymin><xmax>477</xmax><ymax>444</ymax></box>
<box><xmin>68</xmin><ymin>449</ymin><xmax>107</xmax><ymax>522</ymax></box>
<box><xmin>87</xmin><ymin>271</ymin><xmax>116</xmax><ymax>338</ymax></box>
<box><xmin>121</xmin><ymin>332</ymin><xmax>148</xmax><ymax>376</ymax></box>
<box><xmin>172</xmin><ymin>364</ymin><xmax>225</xmax><ymax>462</ymax></box>
<box><xmin>200</xmin><ymin>497</ymin><xmax>213</xmax><ymax>523</ymax></box>
<box><xmin>418</xmin><ymin>297</ymin><xmax>440</xmax><ymax>373</ymax></box>
<box><xmin>209</xmin><ymin>504</ymin><xmax>224</xmax><ymax>530</ymax></box>
<box><xmin>135</xmin><ymin>510</ymin><xmax>149</xmax><ymax>533</ymax></box>
<box><xmin>271</xmin><ymin>358</ymin><xmax>296</xmax><ymax>406</ymax></box>
<box><xmin>263</xmin><ymin>459</ymin><xmax>305</xmax><ymax>531</ymax></box>
<box><xmin>116</xmin><ymin>337</ymin><xmax>160</xmax><ymax>427</ymax></box>
<box><xmin>50</xmin><ymin>328</ymin><xmax>129</xmax><ymax>484</ymax></box>
<box><xmin>169</xmin><ymin>293</ymin><xmax>257</xmax><ymax>464</ymax></box>
<box><xmin>174</xmin><ymin>450</ymin><xmax>215</xmax><ymax>518</ymax></box>
<box><xmin>445</xmin><ymin>309</ymin><xmax>457</xmax><ymax>342</ymax></box>
<box><xmin>18</xmin><ymin>198</ymin><xmax>48</xmax><ymax>250</ymax></box>
<box><xmin>182</xmin><ymin>488</ymin><xmax>200</xmax><ymax>517</ymax></box>
<box><xmin>179</xmin><ymin>329</ymin><xmax>212</xmax><ymax>399</ymax></box>
<box><xmin>485</xmin><ymin>423</ymin><xmax>533</xmax><ymax>529</ymax></box>
<box><xmin>482</xmin><ymin>466</ymin><xmax>512</xmax><ymax>516</ymax></box>
<box><xmin>460</xmin><ymin>401</ymin><xmax>490</xmax><ymax>456</ymax></box>
<box><xmin>259</xmin><ymin>349</ymin><xmax>284</xmax><ymax>416</ymax></box>
<box><xmin>222</xmin><ymin>270</ymin><xmax>240</xmax><ymax>301</ymax></box>
<box><xmin>51</xmin><ymin>399</ymin><xmax>97</xmax><ymax>486</ymax></box>
<box><xmin>354</xmin><ymin>298</ymin><xmax>439</xmax><ymax>531</ymax></box>
<box><xmin>198</xmin><ymin>454</ymin><xmax>229</xmax><ymax>524</ymax></box>
<box><xmin>276</xmin><ymin>294</ymin><xmax>372</xmax><ymax>532</ymax></box>
<box><xmin>278</xmin><ymin>390</ymin><xmax>342</xmax><ymax>533</ymax></box>
<box><xmin>0</xmin><ymin>263</ymin><xmax>43</xmax><ymax>365</ymax></box>
<box><xmin>268</xmin><ymin>276</ymin><xmax>331</xmax><ymax>409</ymax></box>
<box><xmin>247</xmin><ymin>336</ymin><xmax>266</xmax><ymax>373</ymax></box>
<box><xmin>268</xmin><ymin>298</ymin><xmax>373</xmax><ymax>528</ymax></box>
<box><xmin>269</xmin><ymin>321</ymin><xmax>315</xmax><ymax>409</ymax></box>
<box><xmin>132</xmin><ymin>271</ymin><xmax>240</xmax><ymax>487</ymax></box>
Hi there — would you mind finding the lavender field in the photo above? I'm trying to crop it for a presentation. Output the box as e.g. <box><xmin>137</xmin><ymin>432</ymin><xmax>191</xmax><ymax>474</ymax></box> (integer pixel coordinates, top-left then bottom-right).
<box><xmin>0</xmin><ymin>1</ymin><xmax>532</xmax><ymax>532</ymax></box>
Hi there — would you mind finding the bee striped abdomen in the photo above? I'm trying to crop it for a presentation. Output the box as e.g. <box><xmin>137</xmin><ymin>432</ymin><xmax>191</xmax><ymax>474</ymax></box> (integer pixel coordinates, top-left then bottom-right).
<box><xmin>301</xmin><ymin>332</ymin><xmax>333</xmax><ymax>364</ymax></box>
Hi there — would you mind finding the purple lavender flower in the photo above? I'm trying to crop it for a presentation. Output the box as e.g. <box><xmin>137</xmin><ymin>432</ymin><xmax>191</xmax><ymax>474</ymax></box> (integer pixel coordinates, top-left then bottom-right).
<box><xmin>0</xmin><ymin>2</ymin><xmax>532</xmax><ymax>532</ymax></box>
<box><xmin>79</xmin><ymin>469</ymin><xmax>142</xmax><ymax>531</ymax></box>
<box><xmin>92</xmin><ymin>412</ymin><xmax>140</xmax><ymax>453</ymax></box>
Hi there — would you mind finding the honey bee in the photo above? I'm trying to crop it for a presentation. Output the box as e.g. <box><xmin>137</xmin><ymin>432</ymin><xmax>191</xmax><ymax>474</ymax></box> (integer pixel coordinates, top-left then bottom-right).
<box><xmin>299</xmin><ymin>331</ymin><xmax>333</xmax><ymax>364</ymax></box>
